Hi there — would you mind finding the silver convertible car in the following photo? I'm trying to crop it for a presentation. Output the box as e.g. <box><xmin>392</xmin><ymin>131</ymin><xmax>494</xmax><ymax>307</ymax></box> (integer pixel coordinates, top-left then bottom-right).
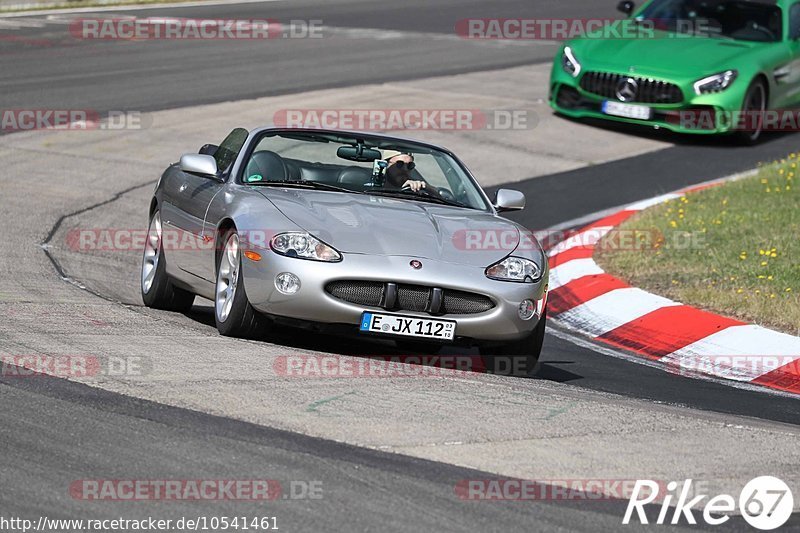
<box><xmin>141</xmin><ymin>128</ymin><xmax>548</xmax><ymax>368</ymax></box>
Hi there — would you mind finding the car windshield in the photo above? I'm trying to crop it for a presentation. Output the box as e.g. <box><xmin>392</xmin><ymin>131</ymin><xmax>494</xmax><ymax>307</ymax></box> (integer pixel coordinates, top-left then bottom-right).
<box><xmin>637</xmin><ymin>0</ymin><xmax>782</xmax><ymax>42</ymax></box>
<box><xmin>240</xmin><ymin>131</ymin><xmax>490</xmax><ymax>211</ymax></box>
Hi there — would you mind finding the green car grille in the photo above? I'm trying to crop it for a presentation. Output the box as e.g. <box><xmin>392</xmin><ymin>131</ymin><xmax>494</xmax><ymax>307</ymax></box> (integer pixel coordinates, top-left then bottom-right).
<box><xmin>579</xmin><ymin>71</ymin><xmax>684</xmax><ymax>104</ymax></box>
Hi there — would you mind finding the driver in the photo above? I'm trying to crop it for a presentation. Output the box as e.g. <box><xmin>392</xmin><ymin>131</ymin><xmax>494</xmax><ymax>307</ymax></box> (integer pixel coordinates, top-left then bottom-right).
<box><xmin>382</xmin><ymin>150</ymin><xmax>427</xmax><ymax>192</ymax></box>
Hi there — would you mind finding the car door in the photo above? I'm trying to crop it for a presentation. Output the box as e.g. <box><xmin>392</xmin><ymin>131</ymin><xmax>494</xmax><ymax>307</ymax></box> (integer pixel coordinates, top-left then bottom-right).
<box><xmin>161</xmin><ymin>128</ymin><xmax>248</xmax><ymax>282</ymax></box>
<box><xmin>773</xmin><ymin>2</ymin><xmax>800</xmax><ymax>108</ymax></box>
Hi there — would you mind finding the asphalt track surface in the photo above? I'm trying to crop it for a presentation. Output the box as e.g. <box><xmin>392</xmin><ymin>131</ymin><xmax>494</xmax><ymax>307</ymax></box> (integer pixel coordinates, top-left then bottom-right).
<box><xmin>1</xmin><ymin>0</ymin><xmax>799</xmax><ymax>531</ymax></box>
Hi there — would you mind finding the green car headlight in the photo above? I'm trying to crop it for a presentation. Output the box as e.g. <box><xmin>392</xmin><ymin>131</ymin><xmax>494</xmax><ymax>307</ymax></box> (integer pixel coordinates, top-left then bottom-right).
<box><xmin>270</xmin><ymin>232</ymin><xmax>341</xmax><ymax>262</ymax></box>
<box><xmin>561</xmin><ymin>46</ymin><xmax>581</xmax><ymax>78</ymax></box>
<box><xmin>486</xmin><ymin>256</ymin><xmax>543</xmax><ymax>283</ymax></box>
<box><xmin>693</xmin><ymin>70</ymin><xmax>737</xmax><ymax>95</ymax></box>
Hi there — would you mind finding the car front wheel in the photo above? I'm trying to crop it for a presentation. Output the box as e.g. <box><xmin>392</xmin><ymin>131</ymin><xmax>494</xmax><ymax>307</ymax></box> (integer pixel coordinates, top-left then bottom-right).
<box><xmin>214</xmin><ymin>229</ymin><xmax>270</xmax><ymax>338</ymax></box>
<box><xmin>479</xmin><ymin>309</ymin><xmax>547</xmax><ymax>376</ymax></box>
<box><xmin>736</xmin><ymin>79</ymin><xmax>767</xmax><ymax>145</ymax></box>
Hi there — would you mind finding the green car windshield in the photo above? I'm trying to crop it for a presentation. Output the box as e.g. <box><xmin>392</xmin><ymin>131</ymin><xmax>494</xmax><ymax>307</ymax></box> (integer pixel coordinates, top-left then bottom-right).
<box><xmin>637</xmin><ymin>0</ymin><xmax>782</xmax><ymax>42</ymax></box>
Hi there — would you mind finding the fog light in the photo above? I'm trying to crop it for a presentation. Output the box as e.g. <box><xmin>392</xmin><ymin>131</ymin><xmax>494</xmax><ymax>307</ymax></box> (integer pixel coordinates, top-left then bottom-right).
<box><xmin>275</xmin><ymin>272</ymin><xmax>301</xmax><ymax>295</ymax></box>
<box><xmin>518</xmin><ymin>299</ymin><xmax>535</xmax><ymax>320</ymax></box>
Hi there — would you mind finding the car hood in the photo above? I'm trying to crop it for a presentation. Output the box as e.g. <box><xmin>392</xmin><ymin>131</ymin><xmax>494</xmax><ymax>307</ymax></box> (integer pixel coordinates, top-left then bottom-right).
<box><xmin>573</xmin><ymin>30</ymin><xmax>765</xmax><ymax>78</ymax></box>
<box><xmin>255</xmin><ymin>188</ymin><xmax>527</xmax><ymax>265</ymax></box>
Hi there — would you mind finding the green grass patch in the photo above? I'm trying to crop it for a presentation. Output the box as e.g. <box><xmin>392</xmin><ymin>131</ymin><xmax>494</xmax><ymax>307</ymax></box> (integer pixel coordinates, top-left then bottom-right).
<box><xmin>594</xmin><ymin>156</ymin><xmax>800</xmax><ymax>336</ymax></box>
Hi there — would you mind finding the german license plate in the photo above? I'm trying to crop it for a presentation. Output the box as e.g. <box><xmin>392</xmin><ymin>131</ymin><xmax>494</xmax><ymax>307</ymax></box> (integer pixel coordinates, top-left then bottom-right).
<box><xmin>359</xmin><ymin>312</ymin><xmax>456</xmax><ymax>340</ymax></box>
<box><xmin>602</xmin><ymin>100</ymin><xmax>652</xmax><ymax>120</ymax></box>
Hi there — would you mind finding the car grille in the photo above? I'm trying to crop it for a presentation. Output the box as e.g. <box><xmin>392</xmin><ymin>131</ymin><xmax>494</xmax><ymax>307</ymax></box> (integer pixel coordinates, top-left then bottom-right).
<box><xmin>326</xmin><ymin>280</ymin><xmax>385</xmax><ymax>307</ymax></box>
<box><xmin>325</xmin><ymin>281</ymin><xmax>495</xmax><ymax>315</ymax></box>
<box><xmin>579</xmin><ymin>71</ymin><xmax>683</xmax><ymax>104</ymax></box>
<box><xmin>442</xmin><ymin>289</ymin><xmax>495</xmax><ymax>315</ymax></box>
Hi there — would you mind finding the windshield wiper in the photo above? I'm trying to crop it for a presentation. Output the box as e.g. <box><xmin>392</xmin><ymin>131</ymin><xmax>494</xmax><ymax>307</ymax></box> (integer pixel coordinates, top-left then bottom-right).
<box><xmin>366</xmin><ymin>188</ymin><xmax>468</xmax><ymax>208</ymax></box>
<box><xmin>246</xmin><ymin>180</ymin><xmax>359</xmax><ymax>193</ymax></box>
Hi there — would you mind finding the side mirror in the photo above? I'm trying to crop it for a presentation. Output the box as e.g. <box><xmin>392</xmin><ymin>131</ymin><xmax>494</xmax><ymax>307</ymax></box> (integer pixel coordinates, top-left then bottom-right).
<box><xmin>180</xmin><ymin>154</ymin><xmax>219</xmax><ymax>179</ymax></box>
<box><xmin>617</xmin><ymin>0</ymin><xmax>635</xmax><ymax>15</ymax></box>
<box><xmin>494</xmin><ymin>189</ymin><xmax>525</xmax><ymax>212</ymax></box>
<box><xmin>199</xmin><ymin>143</ymin><xmax>218</xmax><ymax>156</ymax></box>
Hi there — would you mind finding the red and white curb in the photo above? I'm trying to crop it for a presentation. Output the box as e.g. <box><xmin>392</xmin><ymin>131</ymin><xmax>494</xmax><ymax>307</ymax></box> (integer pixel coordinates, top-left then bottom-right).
<box><xmin>546</xmin><ymin>181</ymin><xmax>800</xmax><ymax>395</ymax></box>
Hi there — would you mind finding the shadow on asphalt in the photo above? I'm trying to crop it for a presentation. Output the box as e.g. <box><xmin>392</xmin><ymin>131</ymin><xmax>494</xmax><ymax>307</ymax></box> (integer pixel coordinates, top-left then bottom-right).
<box><xmin>180</xmin><ymin>302</ymin><xmax>581</xmax><ymax>380</ymax></box>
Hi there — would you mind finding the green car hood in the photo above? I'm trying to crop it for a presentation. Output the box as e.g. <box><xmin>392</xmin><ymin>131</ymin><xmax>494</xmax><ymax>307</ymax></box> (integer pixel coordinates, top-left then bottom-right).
<box><xmin>571</xmin><ymin>29</ymin><xmax>768</xmax><ymax>79</ymax></box>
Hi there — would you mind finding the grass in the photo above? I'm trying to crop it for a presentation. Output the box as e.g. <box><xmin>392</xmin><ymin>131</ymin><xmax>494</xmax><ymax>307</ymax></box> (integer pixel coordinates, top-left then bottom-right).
<box><xmin>594</xmin><ymin>155</ymin><xmax>800</xmax><ymax>336</ymax></box>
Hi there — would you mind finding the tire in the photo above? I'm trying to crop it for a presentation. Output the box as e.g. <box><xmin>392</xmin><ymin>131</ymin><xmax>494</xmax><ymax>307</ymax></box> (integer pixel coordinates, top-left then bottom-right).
<box><xmin>214</xmin><ymin>229</ymin><xmax>270</xmax><ymax>338</ymax></box>
<box><xmin>479</xmin><ymin>309</ymin><xmax>547</xmax><ymax>376</ymax></box>
<box><xmin>735</xmin><ymin>79</ymin><xmax>767</xmax><ymax>145</ymax></box>
<box><xmin>141</xmin><ymin>210</ymin><xmax>195</xmax><ymax>311</ymax></box>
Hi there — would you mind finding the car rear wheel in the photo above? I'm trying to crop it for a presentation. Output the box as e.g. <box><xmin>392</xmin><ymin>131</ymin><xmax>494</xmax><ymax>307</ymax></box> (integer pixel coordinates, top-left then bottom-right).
<box><xmin>736</xmin><ymin>79</ymin><xmax>767</xmax><ymax>145</ymax></box>
<box><xmin>141</xmin><ymin>210</ymin><xmax>195</xmax><ymax>311</ymax></box>
<box><xmin>479</xmin><ymin>309</ymin><xmax>547</xmax><ymax>376</ymax></box>
<box><xmin>214</xmin><ymin>229</ymin><xmax>270</xmax><ymax>338</ymax></box>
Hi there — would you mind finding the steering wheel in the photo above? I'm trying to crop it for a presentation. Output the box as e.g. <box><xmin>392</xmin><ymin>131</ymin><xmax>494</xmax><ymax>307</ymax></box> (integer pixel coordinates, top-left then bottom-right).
<box><xmin>401</xmin><ymin>185</ymin><xmax>434</xmax><ymax>196</ymax></box>
<box><xmin>749</xmin><ymin>23</ymin><xmax>776</xmax><ymax>41</ymax></box>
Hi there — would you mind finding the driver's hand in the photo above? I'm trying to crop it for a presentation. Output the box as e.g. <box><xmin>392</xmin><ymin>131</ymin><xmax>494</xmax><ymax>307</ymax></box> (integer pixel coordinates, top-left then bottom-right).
<box><xmin>402</xmin><ymin>180</ymin><xmax>426</xmax><ymax>192</ymax></box>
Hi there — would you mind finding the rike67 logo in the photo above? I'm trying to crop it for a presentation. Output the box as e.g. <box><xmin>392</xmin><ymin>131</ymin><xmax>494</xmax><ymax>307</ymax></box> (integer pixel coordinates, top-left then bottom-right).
<box><xmin>624</xmin><ymin>476</ymin><xmax>794</xmax><ymax>530</ymax></box>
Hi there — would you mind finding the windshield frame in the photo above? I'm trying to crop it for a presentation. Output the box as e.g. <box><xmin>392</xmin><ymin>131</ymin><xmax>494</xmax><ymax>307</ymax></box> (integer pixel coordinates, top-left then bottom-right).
<box><xmin>233</xmin><ymin>128</ymin><xmax>494</xmax><ymax>212</ymax></box>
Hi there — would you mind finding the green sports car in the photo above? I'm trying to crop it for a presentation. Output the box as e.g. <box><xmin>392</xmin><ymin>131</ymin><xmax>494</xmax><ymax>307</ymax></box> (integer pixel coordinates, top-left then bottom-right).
<box><xmin>549</xmin><ymin>0</ymin><xmax>800</xmax><ymax>142</ymax></box>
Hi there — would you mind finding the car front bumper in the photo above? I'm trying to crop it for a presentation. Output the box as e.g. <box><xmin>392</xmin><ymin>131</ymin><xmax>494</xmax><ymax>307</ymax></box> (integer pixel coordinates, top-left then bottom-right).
<box><xmin>241</xmin><ymin>250</ymin><xmax>548</xmax><ymax>344</ymax></box>
<box><xmin>549</xmin><ymin>65</ymin><xmax>746</xmax><ymax>135</ymax></box>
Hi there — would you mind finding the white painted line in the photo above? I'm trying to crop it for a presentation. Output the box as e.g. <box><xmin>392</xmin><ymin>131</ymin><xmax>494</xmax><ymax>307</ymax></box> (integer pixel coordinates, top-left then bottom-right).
<box><xmin>0</xmin><ymin>17</ymin><xmax>45</xmax><ymax>27</ymax></box>
<box><xmin>625</xmin><ymin>193</ymin><xmax>682</xmax><ymax>212</ymax></box>
<box><xmin>555</xmin><ymin>287</ymin><xmax>678</xmax><ymax>337</ymax></box>
<box><xmin>546</xmin><ymin>323</ymin><xmax>799</xmax><ymax>399</ymax></box>
<box><xmin>546</xmin><ymin>170</ymin><xmax>758</xmax><ymax>234</ymax></box>
<box><xmin>548</xmin><ymin>258</ymin><xmax>604</xmax><ymax>291</ymax></box>
<box><xmin>0</xmin><ymin>0</ymin><xmax>285</xmax><ymax>18</ymax></box>
<box><xmin>663</xmin><ymin>325</ymin><xmax>800</xmax><ymax>381</ymax></box>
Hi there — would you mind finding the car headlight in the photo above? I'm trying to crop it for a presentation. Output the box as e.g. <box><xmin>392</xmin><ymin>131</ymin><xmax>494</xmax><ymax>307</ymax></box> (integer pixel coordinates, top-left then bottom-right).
<box><xmin>486</xmin><ymin>256</ymin><xmax>542</xmax><ymax>283</ymax></box>
<box><xmin>270</xmin><ymin>232</ymin><xmax>342</xmax><ymax>262</ymax></box>
<box><xmin>561</xmin><ymin>46</ymin><xmax>581</xmax><ymax>78</ymax></box>
<box><xmin>693</xmin><ymin>70</ymin><xmax>737</xmax><ymax>95</ymax></box>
